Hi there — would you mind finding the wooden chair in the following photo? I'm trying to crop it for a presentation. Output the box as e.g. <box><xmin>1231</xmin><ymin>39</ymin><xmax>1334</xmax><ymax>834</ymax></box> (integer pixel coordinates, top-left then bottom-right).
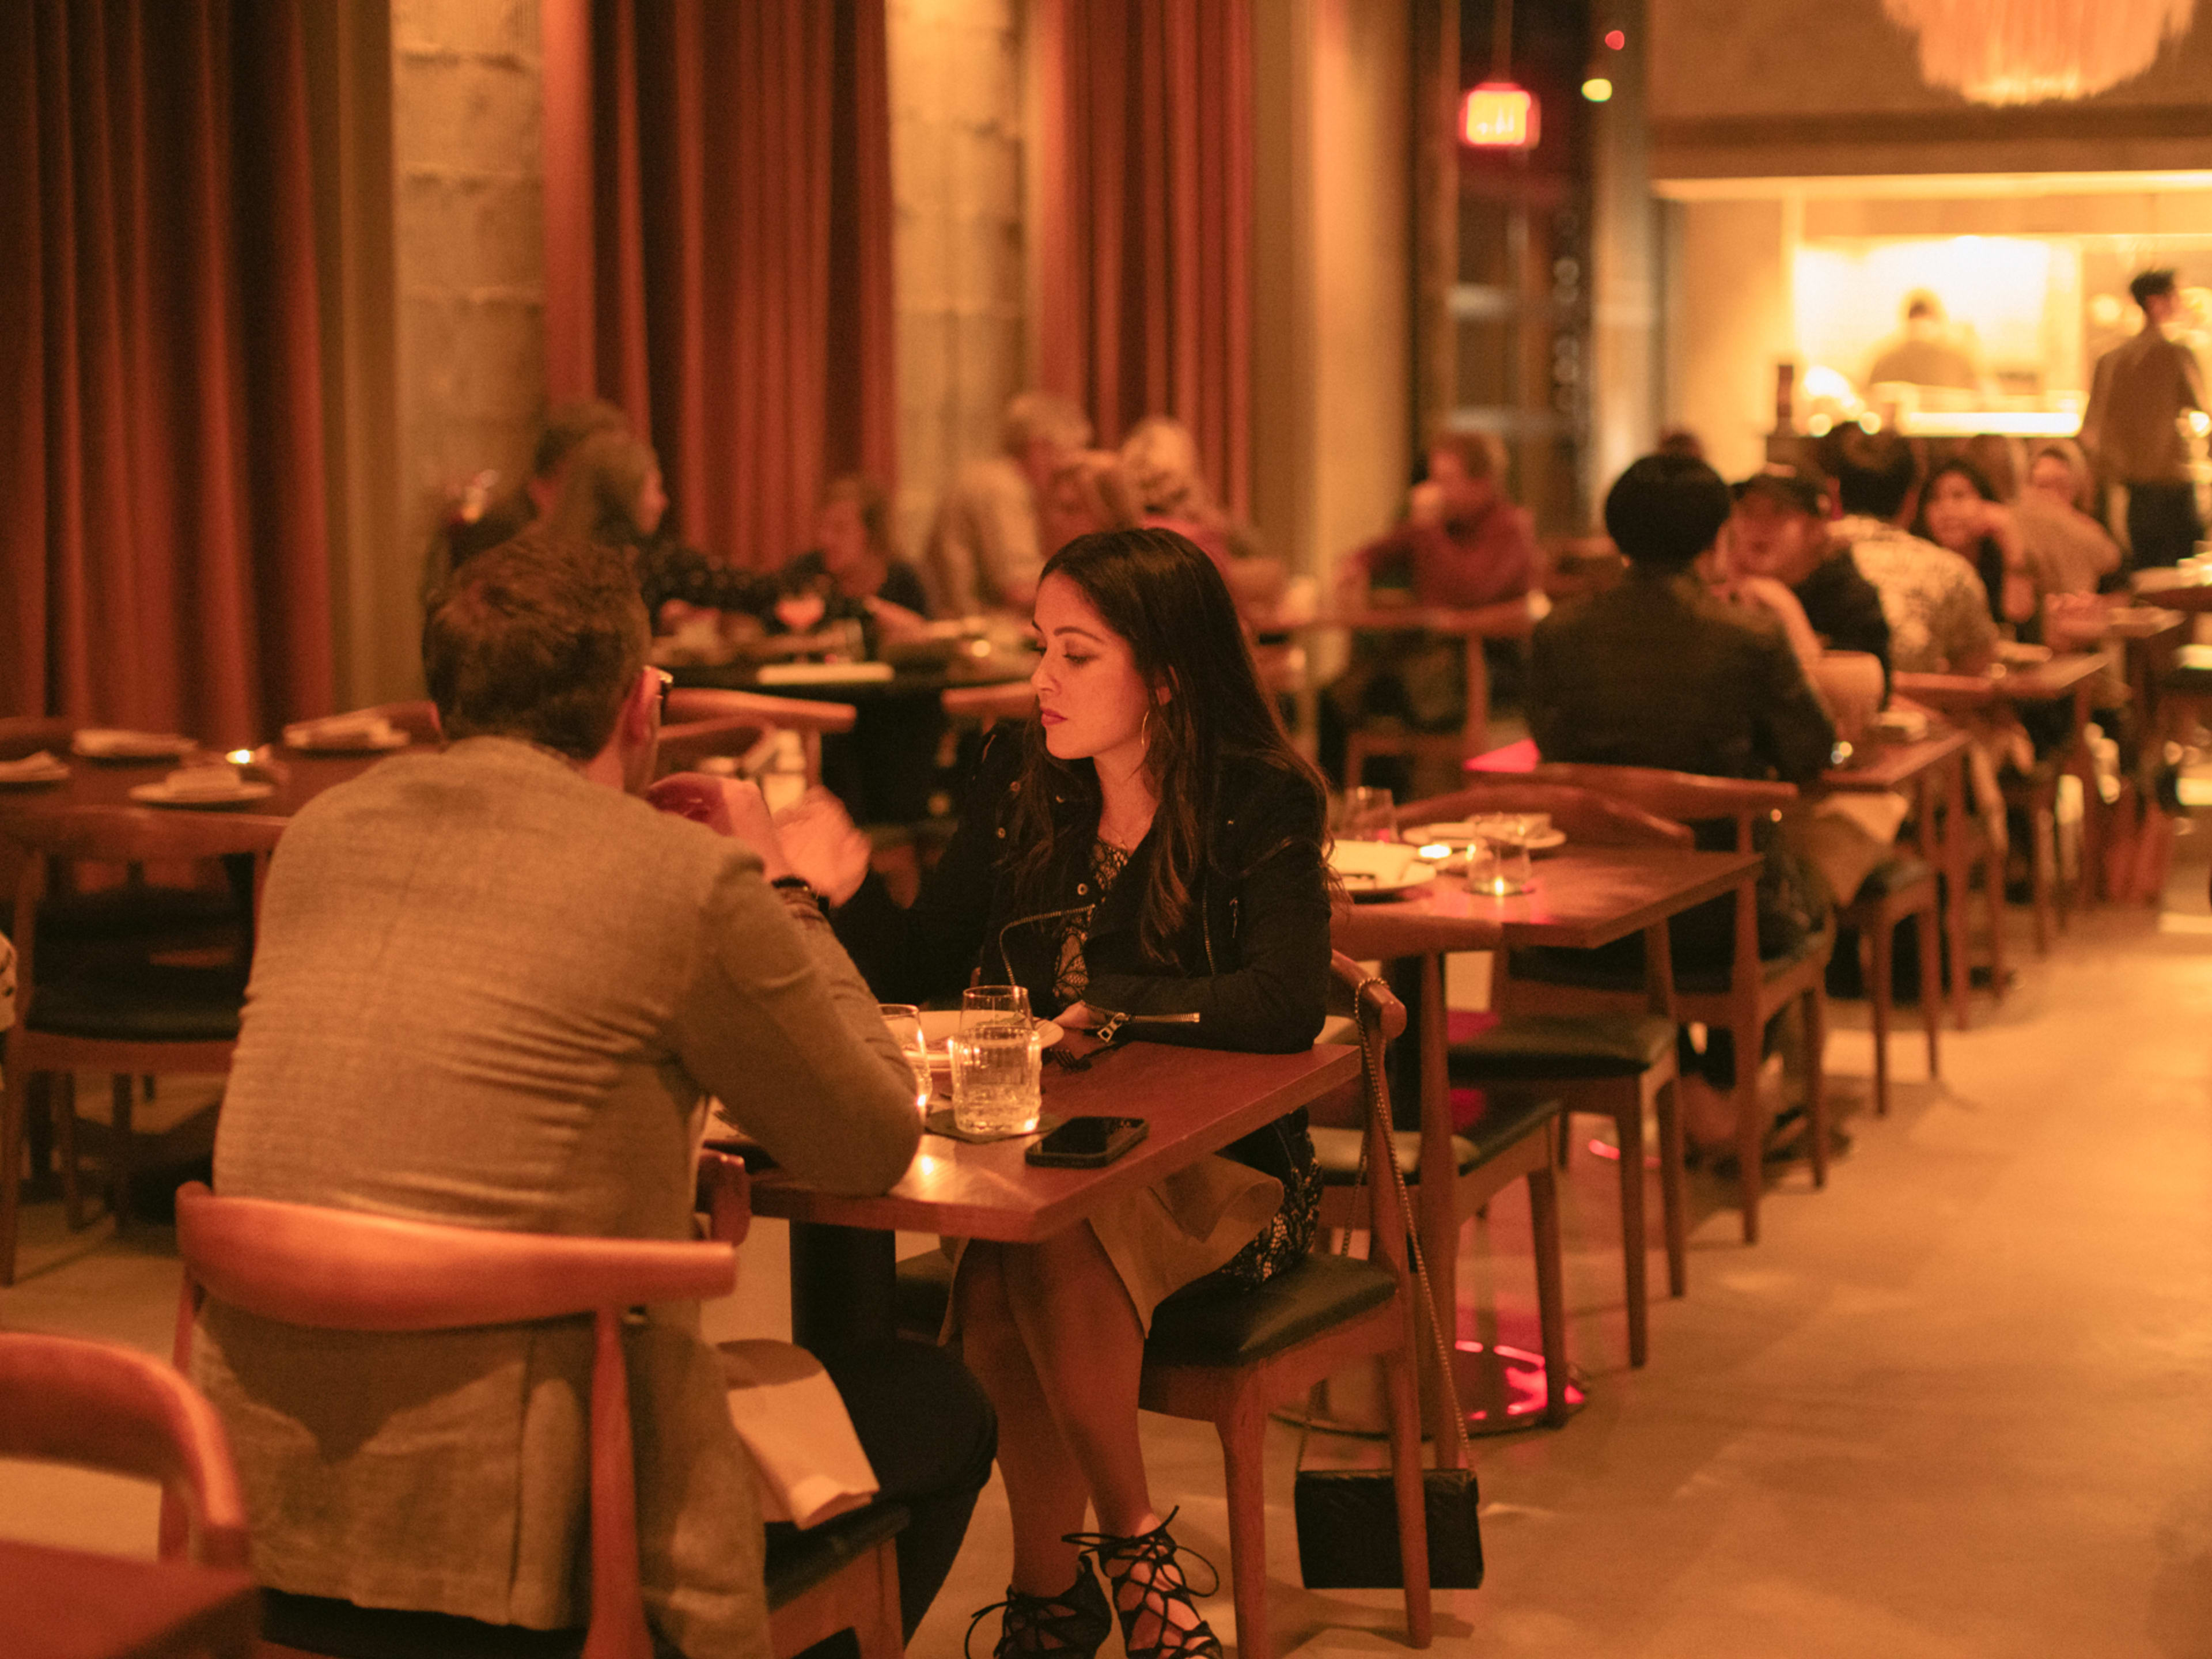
<box><xmin>658</xmin><ymin>688</ymin><xmax>858</xmax><ymax>779</ymax></box>
<box><xmin>1835</xmin><ymin>854</ymin><xmax>1941</xmax><ymax>1118</ymax></box>
<box><xmin>2</xmin><ymin>808</ymin><xmax>286</xmax><ymax>1285</ymax></box>
<box><xmin>890</xmin><ymin>960</ymin><xmax>1434</xmax><ymax>1659</ymax></box>
<box><xmin>939</xmin><ymin>681</ymin><xmax>1037</xmax><ymax>729</ymax></box>
<box><xmin>1401</xmin><ymin>780</ymin><xmax>1693</xmax><ymax>1365</ymax></box>
<box><xmin>0</xmin><ymin>1330</ymin><xmax>250</xmax><ymax>1573</ymax></box>
<box><xmin>1340</xmin><ymin>596</ymin><xmax>1536</xmax><ymax>800</ymax></box>
<box><xmin>1510</xmin><ymin>764</ymin><xmax>1835</xmax><ymax>1247</ymax></box>
<box><xmin>0</xmin><ymin>714</ymin><xmax>79</xmax><ymax>760</ymax></box>
<box><xmin>174</xmin><ymin>1157</ymin><xmax>908</xmax><ymax>1659</ymax></box>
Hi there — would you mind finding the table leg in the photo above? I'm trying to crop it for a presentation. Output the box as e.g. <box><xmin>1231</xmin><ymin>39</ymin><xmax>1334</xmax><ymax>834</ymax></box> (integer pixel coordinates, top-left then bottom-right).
<box><xmin>789</xmin><ymin>1221</ymin><xmax>897</xmax><ymax>1351</ymax></box>
<box><xmin>1941</xmin><ymin>756</ymin><xmax>1972</xmax><ymax>1031</ymax></box>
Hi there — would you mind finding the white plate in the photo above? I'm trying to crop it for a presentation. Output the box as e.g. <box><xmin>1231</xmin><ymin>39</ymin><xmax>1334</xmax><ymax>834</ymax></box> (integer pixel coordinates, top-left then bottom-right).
<box><xmin>128</xmin><ymin>781</ymin><xmax>275</xmax><ymax>809</ymax></box>
<box><xmin>1400</xmin><ymin>821</ymin><xmax>1567</xmax><ymax>854</ymax></box>
<box><xmin>73</xmin><ymin>730</ymin><xmax>196</xmax><ymax>762</ymax></box>
<box><xmin>1329</xmin><ymin>839</ymin><xmax>1441</xmax><ymax>900</ymax></box>
<box><xmin>0</xmin><ymin>760</ymin><xmax>69</xmax><ymax>787</ymax></box>
<box><xmin>909</xmin><ymin>1009</ymin><xmax>1066</xmax><ymax>1063</ymax></box>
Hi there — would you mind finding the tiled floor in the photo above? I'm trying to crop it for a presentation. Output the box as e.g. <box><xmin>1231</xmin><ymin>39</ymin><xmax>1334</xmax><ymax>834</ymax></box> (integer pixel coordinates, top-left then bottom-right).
<box><xmin>6</xmin><ymin>832</ymin><xmax>2210</xmax><ymax>1658</ymax></box>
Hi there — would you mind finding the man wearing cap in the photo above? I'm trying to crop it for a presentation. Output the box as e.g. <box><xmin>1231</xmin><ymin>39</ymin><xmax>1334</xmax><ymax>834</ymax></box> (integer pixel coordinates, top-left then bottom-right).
<box><xmin>2081</xmin><ymin>269</ymin><xmax>2207</xmax><ymax>570</ymax></box>
<box><xmin>1724</xmin><ymin>468</ymin><xmax>1891</xmax><ymax>690</ymax></box>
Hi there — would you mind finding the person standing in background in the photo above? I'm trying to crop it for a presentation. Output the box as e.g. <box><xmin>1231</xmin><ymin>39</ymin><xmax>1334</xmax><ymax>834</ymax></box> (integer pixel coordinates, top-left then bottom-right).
<box><xmin>926</xmin><ymin>392</ymin><xmax>1094</xmax><ymax>616</ymax></box>
<box><xmin>2081</xmin><ymin>269</ymin><xmax>2207</xmax><ymax>570</ymax></box>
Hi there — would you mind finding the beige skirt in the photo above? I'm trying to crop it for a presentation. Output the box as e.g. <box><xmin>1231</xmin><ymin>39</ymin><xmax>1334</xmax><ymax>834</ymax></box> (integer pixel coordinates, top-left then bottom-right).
<box><xmin>940</xmin><ymin>1154</ymin><xmax>1284</xmax><ymax>1338</ymax></box>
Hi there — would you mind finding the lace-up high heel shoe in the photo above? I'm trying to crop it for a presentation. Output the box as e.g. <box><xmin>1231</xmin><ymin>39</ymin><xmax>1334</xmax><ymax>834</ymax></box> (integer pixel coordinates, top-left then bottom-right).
<box><xmin>1063</xmin><ymin>1509</ymin><xmax>1225</xmax><ymax>1659</ymax></box>
<box><xmin>965</xmin><ymin>1559</ymin><xmax>1112</xmax><ymax>1659</ymax></box>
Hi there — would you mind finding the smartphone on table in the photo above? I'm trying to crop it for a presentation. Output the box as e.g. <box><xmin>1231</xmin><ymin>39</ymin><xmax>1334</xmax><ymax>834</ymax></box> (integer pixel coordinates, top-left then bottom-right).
<box><xmin>1025</xmin><ymin>1115</ymin><xmax>1148</xmax><ymax>1169</ymax></box>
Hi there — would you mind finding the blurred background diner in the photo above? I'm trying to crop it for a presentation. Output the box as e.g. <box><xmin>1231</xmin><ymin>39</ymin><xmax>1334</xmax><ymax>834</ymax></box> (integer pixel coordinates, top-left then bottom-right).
<box><xmin>6</xmin><ymin>3</ymin><xmax>2212</xmax><ymax>1658</ymax></box>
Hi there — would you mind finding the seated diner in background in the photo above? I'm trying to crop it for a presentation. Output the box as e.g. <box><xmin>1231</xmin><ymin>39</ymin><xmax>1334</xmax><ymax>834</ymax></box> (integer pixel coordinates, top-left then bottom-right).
<box><xmin>1911</xmin><ymin>456</ymin><xmax>2041</xmax><ymax>637</ymax></box>
<box><xmin>1120</xmin><ymin>414</ymin><xmax>1287</xmax><ymax>620</ymax></box>
<box><xmin>1817</xmin><ymin>425</ymin><xmax>2001</xmax><ymax>677</ymax></box>
<box><xmin>192</xmin><ymin>536</ymin><xmax>993</xmax><ymax>1658</ymax></box>
<box><xmin>771</xmin><ymin>526</ymin><xmax>1332</xmax><ymax>1659</ymax></box>
<box><xmin>926</xmin><ymin>390</ymin><xmax>1094</xmax><ymax>618</ymax></box>
<box><xmin>1528</xmin><ymin>453</ymin><xmax>1836</xmax><ymax>1154</ymax></box>
<box><xmin>427</xmin><ymin>396</ymin><xmax>630</xmax><ymax>596</ymax></box>
<box><xmin>1723</xmin><ymin>465</ymin><xmax>1892</xmax><ymax>692</ymax></box>
<box><xmin>768</xmin><ymin>473</ymin><xmax>934</xmax><ymax>648</ymax></box>
<box><xmin>2016</xmin><ymin>438</ymin><xmax>2123</xmax><ymax>605</ymax></box>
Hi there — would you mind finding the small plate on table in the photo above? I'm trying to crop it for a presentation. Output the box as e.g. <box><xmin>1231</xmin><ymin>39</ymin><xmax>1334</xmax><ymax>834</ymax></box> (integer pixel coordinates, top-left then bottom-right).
<box><xmin>1330</xmin><ymin>840</ymin><xmax>1442</xmax><ymax>901</ymax></box>
<box><xmin>72</xmin><ymin>729</ymin><xmax>196</xmax><ymax>763</ymax></box>
<box><xmin>128</xmin><ymin>777</ymin><xmax>275</xmax><ymax>809</ymax></box>
<box><xmin>910</xmin><ymin>1009</ymin><xmax>1067</xmax><ymax>1066</ymax></box>
<box><xmin>0</xmin><ymin>751</ymin><xmax>70</xmax><ymax>788</ymax></box>
<box><xmin>1399</xmin><ymin>820</ymin><xmax>1567</xmax><ymax>855</ymax></box>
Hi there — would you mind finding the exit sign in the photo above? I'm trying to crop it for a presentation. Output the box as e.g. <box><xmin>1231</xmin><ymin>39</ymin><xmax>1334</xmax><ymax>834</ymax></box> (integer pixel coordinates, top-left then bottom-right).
<box><xmin>1460</xmin><ymin>83</ymin><xmax>1539</xmax><ymax>149</ymax></box>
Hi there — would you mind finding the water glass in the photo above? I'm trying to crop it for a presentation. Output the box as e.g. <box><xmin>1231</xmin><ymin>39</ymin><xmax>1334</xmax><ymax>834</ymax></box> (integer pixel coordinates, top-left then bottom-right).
<box><xmin>1331</xmin><ymin>787</ymin><xmax>1397</xmax><ymax>844</ymax></box>
<box><xmin>878</xmin><ymin>1004</ymin><xmax>931</xmax><ymax>1116</ymax></box>
<box><xmin>961</xmin><ymin>984</ymin><xmax>1031</xmax><ymax>1034</ymax></box>
<box><xmin>1470</xmin><ymin>814</ymin><xmax>1537</xmax><ymax>896</ymax></box>
<box><xmin>950</xmin><ymin>1027</ymin><xmax>1042</xmax><ymax>1137</ymax></box>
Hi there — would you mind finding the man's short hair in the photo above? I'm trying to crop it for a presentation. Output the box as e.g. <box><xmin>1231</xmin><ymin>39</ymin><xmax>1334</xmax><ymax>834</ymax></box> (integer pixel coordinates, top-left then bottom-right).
<box><xmin>423</xmin><ymin>535</ymin><xmax>649</xmax><ymax>761</ymax></box>
<box><xmin>1603</xmin><ymin>453</ymin><xmax>1732</xmax><ymax>570</ymax></box>
<box><xmin>1903</xmin><ymin>290</ymin><xmax>1942</xmax><ymax>323</ymax></box>
<box><xmin>1815</xmin><ymin>425</ymin><xmax>1921</xmax><ymax>520</ymax></box>
<box><xmin>1001</xmin><ymin>392</ymin><xmax>1092</xmax><ymax>457</ymax></box>
<box><xmin>2130</xmin><ymin>268</ymin><xmax>2178</xmax><ymax>309</ymax></box>
<box><xmin>1427</xmin><ymin>429</ymin><xmax>1504</xmax><ymax>482</ymax></box>
<box><xmin>531</xmin><ymin>399</ymin><xmax>632</xmax><ymax>483</ymax></box>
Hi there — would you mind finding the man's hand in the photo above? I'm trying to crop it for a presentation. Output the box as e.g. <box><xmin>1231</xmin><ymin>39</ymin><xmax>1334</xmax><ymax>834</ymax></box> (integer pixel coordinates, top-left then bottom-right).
<box><xmin>774</xmin><ymin>788</ymin><xmax>872</xmax><ymax>906</ymax></box>
<box><xmin>645</xmin><ymin>774</ymin><xmax>798</xmax><ymax>882</ymax></box>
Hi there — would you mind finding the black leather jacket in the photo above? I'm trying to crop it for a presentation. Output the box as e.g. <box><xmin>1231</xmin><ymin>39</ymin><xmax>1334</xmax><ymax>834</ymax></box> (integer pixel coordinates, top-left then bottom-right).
<box><xmin>831</xmin><ymin>725</ymin><xmax>1331</xmax><ymax>1054</ymax></box>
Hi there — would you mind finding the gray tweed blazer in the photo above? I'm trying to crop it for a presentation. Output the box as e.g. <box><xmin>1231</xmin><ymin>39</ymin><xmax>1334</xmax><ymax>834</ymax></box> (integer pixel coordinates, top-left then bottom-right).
<box><xmin>194</xmin><ymin>737</ymin><xmax>920</xmax><ymax>1659</ymax></box>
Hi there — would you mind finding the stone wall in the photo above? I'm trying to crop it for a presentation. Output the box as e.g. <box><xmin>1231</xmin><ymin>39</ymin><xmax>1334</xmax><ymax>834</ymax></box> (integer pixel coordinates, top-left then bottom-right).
<box><xmin>390</xmin><ymin>0</ymin><xmax>548</xmax><ymax>563</ymax></box>
<box><xmin>885</xmin><ymin>0</ymin><xmax>1029</xmax><ymax>562</ymax></box>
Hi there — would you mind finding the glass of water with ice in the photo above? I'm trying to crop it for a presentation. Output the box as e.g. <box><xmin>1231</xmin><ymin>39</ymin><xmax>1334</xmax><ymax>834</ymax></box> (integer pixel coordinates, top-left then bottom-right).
<box><xmin>953</xmin><ymin>985</ymin><xmax>1041</xmax><ymax>1136</ymax></box>
<box><xmin>878</xmin><ymin>1004</ymin><xmax>931</xmax><ymax>1116</ymax></box>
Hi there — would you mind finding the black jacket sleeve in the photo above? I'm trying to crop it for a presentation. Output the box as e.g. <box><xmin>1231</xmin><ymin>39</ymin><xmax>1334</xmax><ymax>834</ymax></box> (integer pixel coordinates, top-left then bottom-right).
<box><xmin>828</xmin><ymin>728</ymin><xmax>1014</xmax><ymax>1003</ymax></box>
<box><xmin>1080</xmin><ymin>769</ymin><xmax>1331</xmax><ymax>1055</ymax></box>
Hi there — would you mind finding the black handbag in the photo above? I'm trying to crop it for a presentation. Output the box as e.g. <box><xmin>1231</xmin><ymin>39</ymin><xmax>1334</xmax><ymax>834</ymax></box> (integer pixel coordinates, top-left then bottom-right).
<box><xmin>1293</xmin><ymin>982</ymin><xmax>1484</xmax><ymax>1590</ymax></box>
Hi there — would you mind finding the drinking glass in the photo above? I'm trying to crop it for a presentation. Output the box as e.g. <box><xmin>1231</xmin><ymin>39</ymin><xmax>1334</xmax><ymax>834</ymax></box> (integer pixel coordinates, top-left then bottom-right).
<box><xmin>1331</xmin><ymin>787</ymin><xmax>1397</xmax><ymax>844</ymax></box>
<box><xmin>878</xmin><ymin>1004</ymin><xmax>931</xmax><ymax>1116</ymax></box>
<box><xmin>1470</xmin><ymin>814</ymin><xmax>1536</xmax><ymax>896</ymax></box>
<box><xmin>954</xmin><ymin>984</ymin><xmax>1041</xmax><ymax>1136</ymax></box>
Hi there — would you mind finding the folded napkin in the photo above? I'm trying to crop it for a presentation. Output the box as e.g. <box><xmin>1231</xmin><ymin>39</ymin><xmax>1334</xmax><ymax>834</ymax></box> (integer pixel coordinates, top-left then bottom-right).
<box><xmin>284</xmin><ymin>713</ymin><xmax>403</xmax><ymax>748</ymax></box>
<box><xmin>0</xmin><ymin>750</ymin><xmax>69</xmax><ymax>782</ymax></box>
<box><xmin>160</xmin><ymin>765</ymin><xmax>253</xmax><ymax>798</ymax></box>
<box><xmin>720</xmin><ymin>1339</ymin><xmax>878</xmax><ymax>1528</ymax></box>
<box><xmin>73</xmin><ymin>728</ymin><xmax>194</xmax><ymax>759</ymax></box>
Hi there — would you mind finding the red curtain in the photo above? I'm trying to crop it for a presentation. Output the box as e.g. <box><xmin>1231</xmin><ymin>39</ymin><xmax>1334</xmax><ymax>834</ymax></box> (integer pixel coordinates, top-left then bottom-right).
<box><xmin>543</xmin><ymin>0</ymin><xmax>897</xmax><ymax>571</ymax></box>
<box><xmin>0</xmin><ymin>1</ymin><xmax>333</xmax><ymax>743</ymax></box>
<box><xmin>1032</xmin><ymin>0</ymin><xmax>1253</xmax><ymax>516</ymax></box>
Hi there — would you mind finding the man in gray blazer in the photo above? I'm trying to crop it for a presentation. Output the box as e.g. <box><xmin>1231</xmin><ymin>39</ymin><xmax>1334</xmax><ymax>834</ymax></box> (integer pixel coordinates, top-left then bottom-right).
<box><xmin>196</xmin><ymin>536</ymin><xmax>987</xmax><ymax>1658</ymax></box>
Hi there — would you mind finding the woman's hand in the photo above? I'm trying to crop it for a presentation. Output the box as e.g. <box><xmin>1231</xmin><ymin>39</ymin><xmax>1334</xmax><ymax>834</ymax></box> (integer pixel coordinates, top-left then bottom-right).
<box><xmin>1055</xmin><ymin>1001</ymin><xmax>1102</xmax><ymax>1031</ymax></box>
<box><xmin>774</xmin><ymin>787</ymin><xmax>872</xmax><ymax>906</ymax></box>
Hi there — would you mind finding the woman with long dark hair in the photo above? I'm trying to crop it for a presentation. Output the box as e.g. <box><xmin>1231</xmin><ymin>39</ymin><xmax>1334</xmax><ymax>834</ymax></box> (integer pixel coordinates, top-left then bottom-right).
<box><xmin>779</xmin><ymin>526</ymin><xmax>1331</xmax><ymax>1659</ymax></box>
<box><xmin>1913</xmin><ymin>456</ymin><xmax>2038</xmax><ymax>635</ymax></box>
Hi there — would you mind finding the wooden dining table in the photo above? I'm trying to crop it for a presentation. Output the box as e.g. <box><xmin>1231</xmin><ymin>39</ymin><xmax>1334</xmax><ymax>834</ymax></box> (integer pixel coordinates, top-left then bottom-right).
<box><xmin>0</xmin><ymin>1537</ymin><xmax>257</xmax><ymax>1659</ymax></box>
<box><xmin>743</xmin><ymin>1041</ymin><xmax>1362</xmax><ymax>1350</ymax></box>
<box><xmin>0</xmin><ymin>740</ymin><xmax>421</xmax><ymax>825</ymax></box>
<box><xmin>2129</xmin><ymin>565</ymin><xmax>2212</xmax><ymax>613</ymax></box>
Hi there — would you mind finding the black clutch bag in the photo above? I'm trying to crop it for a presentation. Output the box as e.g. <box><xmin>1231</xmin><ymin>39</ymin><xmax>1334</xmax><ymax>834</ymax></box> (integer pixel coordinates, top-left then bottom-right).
<box><xmin>1294</xmin><ymin>1464</ymin><xmax>1483</xmax><ymax>1589</ymax></box>
<box><xmin>1291</xmin><ymin>998</ymin><xmax>1483</xmax><ymax>1591</ymax></box>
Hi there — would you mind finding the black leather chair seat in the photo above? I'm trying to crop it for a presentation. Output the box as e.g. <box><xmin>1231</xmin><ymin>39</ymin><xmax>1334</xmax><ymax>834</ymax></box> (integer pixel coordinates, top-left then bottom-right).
<box><xmin>2162</xmin><ymin>643</ymin><xmax>2212</xmax><ymax>693</ymax></box>
<box><xmin>1510</xmin><ymin>930</ymin><xmax>1824</xmax><ymax>997</ymax></box>
<box><xmin>31</xmin><ymin>885</ymin><xmax>244</xmax><ymax>944</ymax></box>
<box><xmin>763</xmin><ymin>1499</ymin><xmax>911</xmax><ymax>1610</ymax></box>
<box><xmin>1446</xmin><ymin>1012</ymin><xmax>1675</xmax><ymax>1081</ymax></box>
<box><xmin>1316</xmin><ymin>1090</ymin><xmax>1560</xmax><ymax>1180</ymax></box>
<box><xmin>893</xmin><ymin>1249</ymin><xmax>955</xmax><ymax>1339</ymax></box>
<box><xmin>1846</xmin><ymin>856</ymin><xmax>1933</xmax><ymax>906</ymax></box>
<box><xmin>1144</xmin><ymin>1252</ymin><xmax>1397</xmax><ymax>1368</ymax></box>
<box><xmin>27</xmin><ymin>964</ymin><xmax>247</xmax><ymax>1042</ymax></box>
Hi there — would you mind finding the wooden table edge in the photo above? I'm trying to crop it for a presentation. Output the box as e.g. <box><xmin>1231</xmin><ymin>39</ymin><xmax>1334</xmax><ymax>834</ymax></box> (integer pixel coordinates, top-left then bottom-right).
<box><xmin>748</xmin><ymin>1043</ymin><xmax>1362</xmax><ymax>1241</ymax></box>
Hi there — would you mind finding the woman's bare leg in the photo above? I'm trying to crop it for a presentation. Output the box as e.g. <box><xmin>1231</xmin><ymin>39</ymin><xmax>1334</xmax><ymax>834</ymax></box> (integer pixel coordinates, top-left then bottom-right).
<box><xmin>959</xmin><ymin>1241</ymin><xmax>1094</xmax><ymax>1596</ymax></box>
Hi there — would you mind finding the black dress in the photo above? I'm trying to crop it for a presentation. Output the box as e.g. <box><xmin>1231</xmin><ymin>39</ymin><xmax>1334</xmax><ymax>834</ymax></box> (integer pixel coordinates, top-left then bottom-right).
<box><xmin>831</xmin><ymin>725</ymin><xmax>1328</xmax><ymax>1294</ymax></box>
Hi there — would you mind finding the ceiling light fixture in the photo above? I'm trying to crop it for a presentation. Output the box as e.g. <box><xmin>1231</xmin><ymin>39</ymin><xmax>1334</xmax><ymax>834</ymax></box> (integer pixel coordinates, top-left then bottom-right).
<box><xmin>1883</xmin><ymin>0</ymin><xmax>2196</xmax><ymax>105</ymax></box>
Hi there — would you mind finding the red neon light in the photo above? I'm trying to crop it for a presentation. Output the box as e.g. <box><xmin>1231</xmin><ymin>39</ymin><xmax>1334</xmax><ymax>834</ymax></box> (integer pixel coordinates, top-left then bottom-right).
<box><xmin>1459</xmin><ymin>82</ymin><xmax>1539</xmax><ymax>149</ymax></box>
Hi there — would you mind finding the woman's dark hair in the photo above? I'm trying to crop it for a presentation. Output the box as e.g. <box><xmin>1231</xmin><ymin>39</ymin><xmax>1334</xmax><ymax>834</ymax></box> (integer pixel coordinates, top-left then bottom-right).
<box><xmin>1911</xmin><ymin>456</ymin><xmax>2001</xmax><ymax>547</ymax></box>
<box><xmin>1603</xmin><ymin>453</ymin><xmax>1732</xmax><ymax>570</ymax></box>
<box><xmin>1005</xmin><ymin>527</ymin><xmax>1326</xmax><ymax>963</ymax></box>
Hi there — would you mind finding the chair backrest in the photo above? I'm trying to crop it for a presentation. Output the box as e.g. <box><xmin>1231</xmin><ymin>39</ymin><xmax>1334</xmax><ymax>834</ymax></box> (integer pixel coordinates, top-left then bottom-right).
<box><xmin>0</xmin><ymin>1331</ymin><xmax>249</xmax><ymax>1568</ymax></box>
<box><xmin>1397</xmin><ymin>782</ymin><xmax>1693</xmax><ymax>849</ymax></box>
<box><xmin>663</xmin><ymin>687</ymin><xmax>858</xmax><ymax>737</ymax></box>
<box><xmin>1523</xmin><ymin>763</ymin><xmax>1796</xmax><ymax>855</ymax></box>
<box><xmin>173</xmin><ymin>1184</ymin><xmax>738</xmax><ymax>1659</ymax></box>
<box><xmin>1325</xmin><ymin>953</ymin><xmax>1415</xmax><ymax>1268</ymax></box>
<box><xmin>6</xmin><ymin>807</ymin><xmax>287</xmax><ymax>1005</ymax></box>
<box><xmin>941</xmin><ymin>681</ymin><xmax>1038</xmax><ymax>728</ymax></box>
